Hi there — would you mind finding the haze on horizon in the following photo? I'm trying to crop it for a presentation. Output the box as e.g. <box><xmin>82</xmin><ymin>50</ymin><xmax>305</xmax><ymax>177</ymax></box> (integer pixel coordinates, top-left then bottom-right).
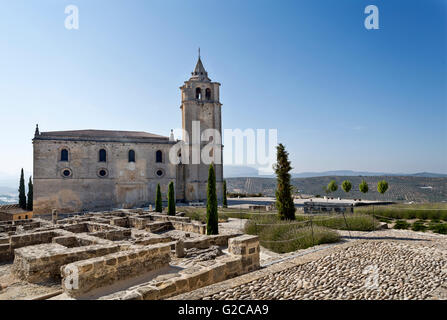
<box><xmin>0</xmin><ymin>0</ymin><xmax>446</xmax><ymax>183</ymax></box>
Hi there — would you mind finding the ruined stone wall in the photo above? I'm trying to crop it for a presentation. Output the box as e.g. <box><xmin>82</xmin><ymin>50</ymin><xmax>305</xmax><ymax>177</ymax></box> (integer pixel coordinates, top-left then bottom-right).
<box><xmin>98</xmin><ymin>235</ymin><xmax>259</xmax><ymax>300</ymax></box>
<box><xmin>228</xmin><ymin>235</ymin><xmax>260</xmax><ymax>273</ymax></box>
<box><xmin>13</xmin><ymin>243</ymin><xmax>122</xmax><ymax>283</ymax></box>
<box><xmin>33</xmin><ymin>139</ymin><xmax>180</xmax><ymax>214</ymax></box>
<box><xmin>61</xmin><ymin>243</ymin><xmax>171</xmax><ymax>298</ymax></box>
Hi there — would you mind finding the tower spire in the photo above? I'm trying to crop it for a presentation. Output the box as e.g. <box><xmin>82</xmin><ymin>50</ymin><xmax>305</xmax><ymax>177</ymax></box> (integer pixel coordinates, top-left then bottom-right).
<box><xmin>190</xmin><ymin>49</ymin><xmax>210</xmax><ymax>82</ymax></box>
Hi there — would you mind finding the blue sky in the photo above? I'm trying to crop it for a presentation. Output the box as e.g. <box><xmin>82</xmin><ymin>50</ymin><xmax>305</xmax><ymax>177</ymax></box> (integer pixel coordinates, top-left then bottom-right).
<box><xmin>0</xmin><ymin>0</ymin><xmax>446</xmax><ymax>182</ymax></box>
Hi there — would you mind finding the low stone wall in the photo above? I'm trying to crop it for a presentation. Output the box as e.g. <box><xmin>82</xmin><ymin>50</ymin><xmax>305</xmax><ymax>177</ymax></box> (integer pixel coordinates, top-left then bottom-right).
<box><xmin>13</xmin><ymin>243</ymin><xmax>122</xmax><ymax>283</ymax></box>
<box><xmin>228</xmin><ymin>235</ymin><xmax>260</xmax><ymax>273</ymax></box>
<box><xmin>0</xmin><ymin>230</ymin><xmax>61</xmax><ymax>262</ymax></box>
<box><xmin>183</xmin><ymin>234</ymin><xmax>241</xmax><ymax>249</ymax></box>
<box><xmin>110</xmin><ymin>217</ymin><xmax>129</xmax><ymax>228</ymax></box>
<box><xmin>145</xmin><ymin>222</ymin><xmax>172</xmax><ymax>233</ymax></box>
<box><xmin>151</xmin><ymin>214</ymin><xmax>191</xmax><ymax>223</ymax></box>
<box><xmin>98</xmin><ymin>235</ymin><xmax>260</xmax><ymax>300</ymax></box>
<box><xmin>88</xmin><ymin>229</ymin><xmax>131</xmax><ymax>241</ymax></box>
<box><xmin>134</xmin><ymin>235</ymin><xmax>172</xmax><ymax>246</ymax></box>
<box><xmin>0</xmin><ymin>243</ymin><xmax>11</xmax><ymax>261</ymax></box>
<box><xmin>170</xmin><ymin>221</ymin><xmax>206</xmax><ymax>234</ymax></box>
<box><xmin>61</xmin><ymin>243</ymin><xmax>171</xmax><ymax>298</ymax></box>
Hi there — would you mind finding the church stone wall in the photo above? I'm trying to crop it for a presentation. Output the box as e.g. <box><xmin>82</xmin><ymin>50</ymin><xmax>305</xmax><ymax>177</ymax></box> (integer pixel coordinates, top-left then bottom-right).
<box><xmin>33</xmin><ymin>139</ymin><xmax>179</xmax><ymax>214</ymax></box>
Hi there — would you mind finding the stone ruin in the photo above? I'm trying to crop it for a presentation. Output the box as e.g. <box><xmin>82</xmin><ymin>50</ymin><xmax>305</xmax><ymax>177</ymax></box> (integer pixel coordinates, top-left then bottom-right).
<box><xmin>0</xmin><ymin>209</ymin><xmax>260</xmax><ymax>300</ymax></box>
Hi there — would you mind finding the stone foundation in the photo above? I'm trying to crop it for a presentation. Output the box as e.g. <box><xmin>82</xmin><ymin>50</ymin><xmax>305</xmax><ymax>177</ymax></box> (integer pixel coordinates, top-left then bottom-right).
<box><xmin>13</xmin><ymin>243</ymin><xmax>122</xmax><ymax>283</ymax></box>
<box><xmin>97</xmin><ymin>235</ymin><xmax>260</xmax><ymax>300</ymax></box>
<box><xmin>1</xmin><ymin>209</ymin><xmax>260</xmax><ymax>300</ymax></box>
<box><xmin>61</xmin><ymin>243</ymin><xmax>172</xmax><ymax>298</ymax></box>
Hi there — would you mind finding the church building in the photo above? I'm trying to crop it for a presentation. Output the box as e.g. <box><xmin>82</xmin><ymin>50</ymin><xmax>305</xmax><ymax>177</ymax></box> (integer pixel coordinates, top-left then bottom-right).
<box><xmin>32</xmin><ymin>55</ymin><xmax>223</xmax><ymax>214</ymax></box>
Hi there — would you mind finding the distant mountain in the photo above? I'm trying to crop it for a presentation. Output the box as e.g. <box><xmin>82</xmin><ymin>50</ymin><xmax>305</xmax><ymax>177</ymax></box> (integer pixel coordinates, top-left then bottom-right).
<box><xmin>0</xmin><ymin>186</ymin><xmax>16</xmax><ymax>194</ymax></box>
<box><xmin>224</xmin><ymin>166</ymin><xmax>274</xmax><ymax>178</ymax></box>
<box><xmin>408</xmin><ymin>172</ymin><xmax>447</xmax><ymax>178</ymax></box>
<box><xmin>223</xmin><ymin>166</ymin><xmax>447</xmax><ymax>179</ymax></box>
<box><xmin>291</xmin><ymin>170</ymin><xmax>388</xmax><ymax>178</ymax></box>
<box><xmin>0</xmin><ymin>170</ymin><xmax>32</xmax><ymax>190</ymax></box>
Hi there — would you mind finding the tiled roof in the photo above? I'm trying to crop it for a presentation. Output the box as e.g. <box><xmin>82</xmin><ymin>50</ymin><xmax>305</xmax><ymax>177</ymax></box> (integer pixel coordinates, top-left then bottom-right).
<box><xmin>39</xmin><ymin>130</ymin><xmax>168</xmax><ymax>139</ymax></box>
<box><xmin>0</xmin><ymin>204</ymin><xmax>27</xmax><ymax>214</ymax></box>
<box><xmin>34</xmin><ymin>129</ymin><xmax>172</xmax><ymax>143</ymax></box>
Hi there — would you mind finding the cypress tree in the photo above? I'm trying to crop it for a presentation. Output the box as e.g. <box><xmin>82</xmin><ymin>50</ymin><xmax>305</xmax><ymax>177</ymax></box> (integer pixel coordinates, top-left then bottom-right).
<box><xmin>274</xmin><ymin>144</ymin><xmax>296</xmax><ymax>220</ymax></box>
<box><xmin>167</xmin><ymin>181</ymin><xmax>175</xmax><ymax>216</ymax></box>
<box><xmin>18</xmin><ymin>168</ymin><xmax>27</xmax><ymax>210</ymax></box>
<box><xmin>27</xmin><ymin>176</ymin><xmax>33</xmax><ymax>211</ymax></box>
<box><xmin>206</xmin><ymin>164</ymin><xmax>218</xmax><ymax>235</ymax></box>
<box><xmin>222</xmin><ymin>180</ymin><xmax>228</xmax><ymax>208</ymax></box>
<box><xmin>155</xmin><ymin>184</ymin><xmax>162</xmax><ymax>213</ymax></box>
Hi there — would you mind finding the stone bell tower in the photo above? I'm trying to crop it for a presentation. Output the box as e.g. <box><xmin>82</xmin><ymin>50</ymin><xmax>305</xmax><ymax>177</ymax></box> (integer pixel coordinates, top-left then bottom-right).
<box><xmin>180</xmin><ymin>52</ymin><xmax>223</xmax><ymax>202</ymax></box>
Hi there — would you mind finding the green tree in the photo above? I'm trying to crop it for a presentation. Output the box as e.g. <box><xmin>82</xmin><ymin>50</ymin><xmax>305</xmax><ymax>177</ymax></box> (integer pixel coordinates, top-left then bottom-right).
<box><xmin>206</xmin><ymin>164</ymin><xmax>218</xmax><ymax>235</ymax></box>
<box><xmin>167</xmin><ymin>181</ymin><xmax>175</xmax><ymax>216</ymax></box>
<box><xmin>327</xmin><ymin>180</ymin><xmax>338</xmax><ymax>194</ymax></box>
<box><xmin>18</xmin><ymin>168</ymin><xmax>26</xmax><ymax>210</ymax></box>
<box><xmin>341</xmin><ymin>180</ymin><xmax>352</xmax><ymax>194</ymax></box>
<box><xmin>155</xmin><ymin>184</ymin><xmax>162</xmax><ymax>213</ymax></box>
<box><xmin>27</xmin><ymin>176</ymin><xmax>33</xmax><ymax>211</ymax></box>
<box><xmin>359</xmin><ymin>180</ymin><xmax>369</xmax><ymax>194</ymax></box>
<box><xmin>274</xmin><ymin>144</ymin><xmax>296</xmax><ymax>220</ymax></box>
<box><xmin>377</xmin><ymin>180</ymin><xmax>389</xmax><ymax>195</ymax></box>
<box><xmin>222</xmin><ymin>180</ymin><xmax>228</xmax><ymax>208</ymax></box>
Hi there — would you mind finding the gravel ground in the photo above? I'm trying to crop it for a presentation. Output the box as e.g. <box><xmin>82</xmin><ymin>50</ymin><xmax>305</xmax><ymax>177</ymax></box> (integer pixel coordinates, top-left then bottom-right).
<box><xmin>204</xmin><ymin>237</ymin><xmax>447</xmax><ymax>300</ymax></box>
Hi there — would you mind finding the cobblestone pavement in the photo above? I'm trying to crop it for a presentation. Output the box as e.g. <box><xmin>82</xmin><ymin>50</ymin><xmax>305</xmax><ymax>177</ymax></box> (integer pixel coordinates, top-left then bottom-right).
<box><xmin>203</xmin><ymin>238</ymin><xmax>447</xmax><ymax>300</ymax></box>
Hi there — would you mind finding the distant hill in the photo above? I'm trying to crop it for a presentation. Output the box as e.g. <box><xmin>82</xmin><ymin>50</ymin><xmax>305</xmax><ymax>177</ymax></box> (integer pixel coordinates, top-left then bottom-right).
<box><xmin>226</xmin><ymin>176</ymin><xmax>447</xmax><ymax>203</ymax></box>
<box><xmin>223</xmin><ymin>166</ymin><xmax>447</xmax><ymax>179</ymax></box>
<box><xmin>0</xmin><ymin>186</ymin><xmax>16</xmax><ymax>194</ymax></box>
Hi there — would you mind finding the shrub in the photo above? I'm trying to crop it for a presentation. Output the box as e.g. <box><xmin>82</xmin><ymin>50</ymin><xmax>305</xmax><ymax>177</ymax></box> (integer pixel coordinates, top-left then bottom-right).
<box><xmin>342</xmin><ymin>180</ymin><xmax>352</xmax><ymax>193</ymax></box>
<box><xmin>411</xmin><ymin>221</ymin><xmax>427</xmax><ymax>232</ymax></box>
<box><xmin>311</xmin><ymin>214</ymin><xmax>379</xmax><ymax>231</ymax></box>
<box><xmin>327</xmin><ymin>180</ymin><xmax>338</xmax><ymax>193</ymax></box>
<box><xmin>359</xmin><ymin>180</ymin><xmax>369</xmax><ymax>194</ymax></box>
<box><xmin>428</xmin><ymin>223</ymin><xmax>447</xmax><ymax>235</ymax></box>
<box><xmin>355</xmin><ymin>204</ymin><xmax>447</xmax><ymax>221</ymax></box>
<box><xmin>377</xmin><ymin>180</ymin><xmax>389</xmax><ymax>195</ymax></box>
<box><xmin>394</xmin><ymin>220</ymin><xmax>410</xmax><ymax>229</ymax></box>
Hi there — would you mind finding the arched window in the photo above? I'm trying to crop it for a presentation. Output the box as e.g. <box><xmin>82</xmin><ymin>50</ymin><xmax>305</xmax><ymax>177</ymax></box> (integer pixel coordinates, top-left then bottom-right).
<box><xmin>195</xmin><ymin>88</ymin><xmax>202</xmax><ymax>100</ymax></box>
<box><xmin>156</xmin><ymin>150</ymin><xmax>163</xmax><ymax>163</ymax></box>
<box><xmin>128</xmin><ymin>150</ymin><xmax>135</xmax><ymax>162</ymax></box>
<box><xmin>60</xmin><ymin>149</ymin><xmax>68</xmax><ymax>161</ymax></box>
<box><xmin>205</xmin><ymin>88</ymin><xmax>211</xmax><ymax>100</ymax></box>
<box><xmin>99</xmin><ymin>149</ymin><xmax>107</xmax><ymax>162</ymax></box>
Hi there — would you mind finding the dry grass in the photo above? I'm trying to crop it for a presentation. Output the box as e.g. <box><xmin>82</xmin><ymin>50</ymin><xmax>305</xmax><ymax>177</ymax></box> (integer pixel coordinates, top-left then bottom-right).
<box><xmin>244</xmin><ymin>215</ymin><xmax>340</xmax><ymax>253</ymax></box>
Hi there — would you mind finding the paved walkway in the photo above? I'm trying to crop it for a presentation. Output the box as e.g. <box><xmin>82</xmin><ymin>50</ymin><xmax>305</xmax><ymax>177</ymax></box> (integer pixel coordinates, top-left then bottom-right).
<box><xmin>171</xmin><ymin>229</ymin><xmax>447</xmax><ymax>300</ymax></box>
